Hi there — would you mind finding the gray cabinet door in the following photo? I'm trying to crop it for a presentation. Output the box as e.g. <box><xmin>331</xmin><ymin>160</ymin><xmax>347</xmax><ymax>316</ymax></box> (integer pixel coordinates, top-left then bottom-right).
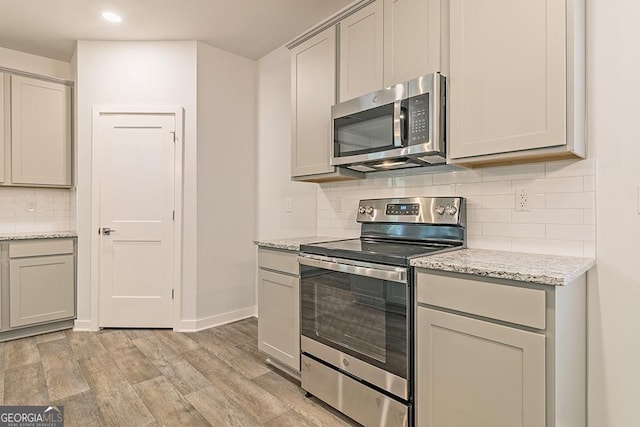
<box><xmin>258</xmin><ymin>269</ymin><xmax>300</xmax><ymax>371</ymax></box>
<box><xmin>416</xmin><ymin>306</ymin><xmax>546</xmax><ymax>427</ymax></box>
<box><xmin>9</xmin><ymin>254</ymin><xmax>75</xmax><ymax>327</ymax></box>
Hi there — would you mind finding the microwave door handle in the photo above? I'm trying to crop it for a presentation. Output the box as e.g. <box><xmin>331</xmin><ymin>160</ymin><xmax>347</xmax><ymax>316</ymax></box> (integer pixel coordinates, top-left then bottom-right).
<box><xmin>393</xmin><ymin>100</ymin><xmax>404</xmax><ymax>148</ymax></box>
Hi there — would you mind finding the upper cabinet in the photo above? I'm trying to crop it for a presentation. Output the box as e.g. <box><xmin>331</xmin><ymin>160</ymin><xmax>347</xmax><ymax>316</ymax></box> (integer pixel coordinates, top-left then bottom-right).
<box><xmin>338</xmin><ymin>0</ymin><xmax>441</xmax><ymax>102</ymax></box>
<box><xmin>10</xmin><ymin>75</ymin><xmax>72</xmax><ymax>187</ymax></box>
<box><xmin>290</xmin><ymin>26</ymin><xmax>363</xmax><ymax>182</ymax></box>
<box><xmin>338</xmin><ymin>0</ymin><xmax>384</xmax><ymax>102</ymax></box>
<box><xmin>448</xmin><ymin>0</ymin><xmax>585</xmax><ymax>165</ymax></box>
<box><xmin>0</xmin><ymin>73</ymin><xmax>5</xmax><ymax>184</ymax></box>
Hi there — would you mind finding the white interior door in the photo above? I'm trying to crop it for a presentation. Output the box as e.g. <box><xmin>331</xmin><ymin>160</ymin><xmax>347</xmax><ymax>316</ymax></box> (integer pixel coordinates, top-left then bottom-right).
<box><xmin>97</xmin><ymin>112</ymin><xmax>176</xmax><ymax>328</ymax></box>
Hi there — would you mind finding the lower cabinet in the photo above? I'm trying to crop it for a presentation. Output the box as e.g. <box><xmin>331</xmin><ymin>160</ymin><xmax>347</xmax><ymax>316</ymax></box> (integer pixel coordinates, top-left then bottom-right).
<box><xmin>0</xmin><ymin>238</ymin><xmax>76</xmax><ymax>339</ymax></box>
<box><xmin>416</xmin><ymin>307</ymin><xmax>545</xmax><ymax>427</ymax></box>
<box><xmin>416</xmin><ymin>269</ymin><xmax>586</xmax><ymax>427</ymax></box>
<box><xmin>257</xmin><ymin>248</ymin><xmax>300</xmax><ymax>373</ymax></box>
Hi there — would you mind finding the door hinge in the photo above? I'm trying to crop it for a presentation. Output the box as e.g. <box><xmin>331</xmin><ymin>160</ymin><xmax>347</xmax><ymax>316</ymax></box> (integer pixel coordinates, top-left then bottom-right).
<box><xmin>172</xmin><ymin>289</ymin><xmax>175</xmax><ymax>299</ymax></box>
<box><xmin>170</xmin><ymin>131</ymin><xmax>176</xmax><ymax>142</ymax></box>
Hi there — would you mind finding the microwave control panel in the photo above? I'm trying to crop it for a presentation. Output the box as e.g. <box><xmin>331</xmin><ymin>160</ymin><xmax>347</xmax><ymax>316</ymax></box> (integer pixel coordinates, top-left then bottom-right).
<box><xmin>405</xmin><ymin>94</ymin><xmax>429</xmax><ymax>144</ymax></box>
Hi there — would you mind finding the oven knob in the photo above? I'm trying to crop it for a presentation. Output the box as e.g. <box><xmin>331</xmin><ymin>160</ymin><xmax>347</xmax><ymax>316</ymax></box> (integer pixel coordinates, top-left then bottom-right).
<box><xmin>447</xmin><ymin>205</ymin><xmax>458</xmax><ymax>216</ymax></box>
<box><xmin>358</xmin><ymin>206</ymin><xmax>366</xmax><ymax>214</ymax></box>
<box><xmin>365</xmin><ymin>206</ymin><xmax>374</xmax><ymax>215</ymax></box>
<box><xmin>436</xmin><ymin>206</ymin><xmax>445</xmax><ymax>215</ymax></box>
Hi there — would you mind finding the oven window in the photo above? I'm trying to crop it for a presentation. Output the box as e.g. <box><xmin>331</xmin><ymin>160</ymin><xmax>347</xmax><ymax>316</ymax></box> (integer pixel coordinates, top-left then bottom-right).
<box><xmin>334</xmin><ymin>103</ymin><xmax>394</xmax><ymax>157</ymax></box>
<box><xmin>301</xmin><ymin>267</ymin><xmax>408</xmax><ymax>378</ymax></box>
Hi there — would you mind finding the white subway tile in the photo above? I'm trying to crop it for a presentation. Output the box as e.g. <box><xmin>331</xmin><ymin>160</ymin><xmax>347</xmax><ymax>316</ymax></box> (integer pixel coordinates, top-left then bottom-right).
<box><xmin>511</xmin><ymin>238</ymin><xmax>584</xmax><ymax>257</ymax></box>
<box><xmin>546</xmin><ymin>224</ymin><xmax>595</xmax><ymax>241</ymax></box>
<box><xmin>393</xmin><ymin>173</ymin><xmax>433</xmax><ymax>188</ymax></box>
<box><xmin>467</xmin><ymin>236</ymin><xmax>512</xmax><ymax>251</ymax></box>
<box><xmin>584</xmin><ymin>175</ymin><xmax>595</xmax><ymax>192</ymax></box>
<box><xmin>431</xmin><ymin>184</ymin><xmax>457</xmax><ymax>196</ymax></box>
<box><xmin>466</xmin><ymin>222</ymin><xmax>483</xmax><ymax>236</ymax></box>
<box><xmin>468</xmin><ymin>208</ymin><xmax>512</xmax><ymax>223</ymax></box>
<box><xmin>432</xmin><ymin>169</ymin><xmax>482</xmax><ymax>185</ymax></box>
<box><xmin>482</xmin><ymin>163</ymin><xmax>545</xmax><ymax>182</ymax></box>
<box><xmin>512</xmin><ymin>176</ymin><xmax>584</xmax><ymax>194</ymax></box>
<box><xmin>584</xmin><ymin>242</ymin><xmax>596</xmax><ymax>258</ymax></box>
<box><xmin>456</xmin><ymin>181</ymin><xmax>512</xmax><ymax>196</ymax></box>
<box><xmin>546</xmin><ymin>192</ymin><xmax>595</xmax><ymax>209</ymax></box>
<box><xmin>482</xmin><ymin>195</ymin><xmax>515</xmax><ymax>209</ymax></box>
<box><xmin>0</xmin><ymin>224</ymin><xmax>16</xmax><ymax>233</ymax></box>
<box><xmin>359</xmin><ymin>177</ymin><xmax>394</xmax><ymax>189</ymax></box>
<box><xmin>483</xmin><ymin>223</ymin><xmax>545</xmax><ymax>239</ymax></box>
<box><xmin>545</xmin><ymin>158</ymin><xmax>595</xmax><ymax>177</ymax></box>
<box><xmin>526</xmin><ymin>193</ymin><xmax>546</xmax><ymax>209</ymax></box>
<box><xmin>584</xmin><ymin>209</ymin><xmax>595</xmax><ymax>225</ymax></box>
<box><xmin>512</xmin><ymin>209</ymin><xmax>584</xmax><ymax>224</ymax></box>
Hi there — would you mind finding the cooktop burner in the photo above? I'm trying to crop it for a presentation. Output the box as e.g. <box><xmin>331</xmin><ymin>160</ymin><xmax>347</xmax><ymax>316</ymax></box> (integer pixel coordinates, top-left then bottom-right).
<box><xmin>300</xmin><ymin>238</ymin><xmax>462</xmax><ymax>267</ymax></box>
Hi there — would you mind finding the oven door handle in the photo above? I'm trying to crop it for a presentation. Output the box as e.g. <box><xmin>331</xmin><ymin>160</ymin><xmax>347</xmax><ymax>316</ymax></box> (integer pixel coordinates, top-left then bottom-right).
<box><xmin>298</xmin><ymin>255</ymin><xmax>407</xmax><ymax>284</ymax></box>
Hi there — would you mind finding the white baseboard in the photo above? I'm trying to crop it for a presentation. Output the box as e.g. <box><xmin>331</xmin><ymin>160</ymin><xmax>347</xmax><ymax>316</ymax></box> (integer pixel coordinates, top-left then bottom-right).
<box><xmin>73</xmin><ymin>319</ymin><xmax>99</xmax><ymax>331</ymax></box>
<box><xmin>175</xmin><ymin>305</ymin><xmax>257</xmax><ymax>332</ymax></box>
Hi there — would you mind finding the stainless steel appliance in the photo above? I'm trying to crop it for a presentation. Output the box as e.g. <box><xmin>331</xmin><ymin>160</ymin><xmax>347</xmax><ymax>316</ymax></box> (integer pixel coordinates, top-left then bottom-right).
<box><xmin>299</xmin><ymin>197</ymin><xmax>466</xmax><ymax>426</ymax></box>
<box><xmin>331</xmin><ymin>73</ymin><xmax>446</xmax><ymax>172</ymax></box>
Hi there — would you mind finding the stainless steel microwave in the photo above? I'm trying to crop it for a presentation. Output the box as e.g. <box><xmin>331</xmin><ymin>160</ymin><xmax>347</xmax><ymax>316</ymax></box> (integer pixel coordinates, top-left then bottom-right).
<box><xmin>331</xmin><ymin>72</ymin><xmax>446</xmax><ymax>172</ymax></box>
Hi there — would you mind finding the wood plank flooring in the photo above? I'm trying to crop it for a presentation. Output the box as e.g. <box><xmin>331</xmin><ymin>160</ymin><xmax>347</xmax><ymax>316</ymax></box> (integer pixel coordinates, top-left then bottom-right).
<box><xmin>0</xmin><ymin>318</ymin><xmax>359</xmax><ymax>426</ymax></box>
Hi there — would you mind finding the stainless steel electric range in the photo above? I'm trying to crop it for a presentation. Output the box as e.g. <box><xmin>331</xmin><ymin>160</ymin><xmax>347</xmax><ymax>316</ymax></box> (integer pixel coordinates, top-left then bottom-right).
<box><xmin>298</xmin><ymin>196</ymin><xmax>466</xmax><ymax>427</ymax></box>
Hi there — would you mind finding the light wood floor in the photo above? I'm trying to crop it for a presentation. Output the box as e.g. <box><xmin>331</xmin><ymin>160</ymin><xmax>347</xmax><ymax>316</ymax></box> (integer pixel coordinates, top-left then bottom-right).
<box><xmin>0</xmin><ymin>318</ymin><xmax>359</xmax><ymax>426</ymax></box>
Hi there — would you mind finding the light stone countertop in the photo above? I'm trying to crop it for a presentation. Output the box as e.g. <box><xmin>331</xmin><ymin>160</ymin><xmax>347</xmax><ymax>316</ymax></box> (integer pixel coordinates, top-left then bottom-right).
<box><xmin>254</xmin><ymin>236</ymin><xmax>345</xmax><ymax>251</ymax></box>
<box><xmin>411</xmin><ymin>248</ymin><xmax>596</xmax><ymax>286</ymax></box>
<box><xmin>0</xmin><ymin>231</ymin><xmax>78</xmax><ymax>241</ymax></box>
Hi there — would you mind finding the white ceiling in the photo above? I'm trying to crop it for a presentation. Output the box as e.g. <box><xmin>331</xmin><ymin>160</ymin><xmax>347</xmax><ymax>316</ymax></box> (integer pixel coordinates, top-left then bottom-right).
<box><xmin>0</xmin><ymin>0</ymin><xmax>354</xmax><ymax>62</ymax></box>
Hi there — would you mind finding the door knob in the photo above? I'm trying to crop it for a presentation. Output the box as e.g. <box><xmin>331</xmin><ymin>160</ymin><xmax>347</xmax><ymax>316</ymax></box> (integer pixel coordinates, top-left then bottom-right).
<box><xmin>101</xmin><ymin>227</ymin><xmax>116</xmax><ymax>235</ymax></box>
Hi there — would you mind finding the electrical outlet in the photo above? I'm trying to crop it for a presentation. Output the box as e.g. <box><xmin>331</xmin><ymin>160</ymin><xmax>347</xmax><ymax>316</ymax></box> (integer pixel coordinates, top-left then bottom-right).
<box><xmin>26</xmin><ymin>198</ymin><xmax>36</xmax><ymax>212</ymax></box>
<box><xmin>515</xmin><ymin>189</ymin><xmax>528</xmax><ymax>212</ymax></box>
<box><xmin>285</xmin><ymin>198</ymin><xmax>292</xmax><ymax>213</ymax></box>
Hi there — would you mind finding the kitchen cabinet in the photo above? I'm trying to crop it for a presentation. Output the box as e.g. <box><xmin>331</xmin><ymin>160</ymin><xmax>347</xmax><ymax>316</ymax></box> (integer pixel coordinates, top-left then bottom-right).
<box><xmin>257</xmin><ymin>247</ymin><xmax>301</xmax><ymax>375</ymax></box>
<box><xmin>382</xmin><ymin>0</ymin><xmax>441</xmax><ymax>88</ymax></box>
<box><xmin>416</xmin><ymin>270</ymin><xmax>586</xmax><ymax>427</ymax></box>
<box><xmin>338</xmin><ymin>0</ymin><xmax>441</xmax><ymax>102</ymax></box>
<box><xmin>9</xmin><ymin>239</ymin><xmax>75</xmax><ymax>328</ymax></box>
<box><xmin>0</xmin><ymin>73</ymin><xmax>5</xmax><ymax>184</ymax></box>
<box><xmin>290</xmin><ymin>26</ymin><xmax>362</xmax><ymax>182</ymax></box>
<box><xmin>9</xmin><ymin>75</ymin><xmax>72</xmax><ymax>186</ymax></box>
<box><xmin>447</xmin><ymin>0</ymin><xmax>585</xmax><ymax>165</ymax></box>
<box><xmin>338</xmin><ymin>0</ymin><xmax>384</xmax><ymax>102</ymax></box>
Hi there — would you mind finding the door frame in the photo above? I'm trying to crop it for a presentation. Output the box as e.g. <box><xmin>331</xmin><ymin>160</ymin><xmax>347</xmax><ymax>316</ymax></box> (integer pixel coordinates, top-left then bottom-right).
<box><xmin>90</xmin><ymin>105</ymin><xmax>184</xmax><ymax>330</ymax></box>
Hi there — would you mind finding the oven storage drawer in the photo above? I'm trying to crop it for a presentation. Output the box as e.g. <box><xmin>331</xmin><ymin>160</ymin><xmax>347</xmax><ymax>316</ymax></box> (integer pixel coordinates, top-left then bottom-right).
<box><xmin>416</xmin><ymin>270</ymin><xmax>546</xmax><ymax>329</ymax></box>
<box><xmin>301</xmin><ymin>355</ymin><xmax>409</xmax><ymax>427</ymax></box>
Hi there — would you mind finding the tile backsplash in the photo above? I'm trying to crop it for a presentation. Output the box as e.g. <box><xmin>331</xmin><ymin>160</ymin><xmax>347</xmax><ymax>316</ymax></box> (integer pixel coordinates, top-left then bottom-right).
<box><xmin>317</xmin><ymin>159</ymin><xmax>595</xmax><ymax>258</ymax></box>
<box><xmin>0</xmin><ymin>187</ymin><xmax>76</xmax><ymax>234</ymax></box>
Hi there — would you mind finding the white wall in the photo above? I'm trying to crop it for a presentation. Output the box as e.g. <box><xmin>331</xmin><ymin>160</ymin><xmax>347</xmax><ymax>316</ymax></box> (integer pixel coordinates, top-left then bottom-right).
<box><xmin>256</xmin><ymin>47</ymin><xmax>318</xmax><ymax>240</ymax></box>
<box><xmin>588</xmin><ymin>0</ymin><xmax>640</xmax><ymax>425</ymax></box>
<box><xmin>195</xmin><ymin>42</ymin><xmax>258</xmax><ymax>324</ymax></box>
<box><xmin>75</xmin><ymin>41</ymin><xmax>198</xmax><ymax>326</ymax></box>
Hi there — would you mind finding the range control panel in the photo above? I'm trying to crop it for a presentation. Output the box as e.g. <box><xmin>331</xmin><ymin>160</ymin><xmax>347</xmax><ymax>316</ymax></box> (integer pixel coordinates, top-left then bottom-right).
<box><xmin>357</xmin><ymin>197</ymin><xmax>465</xmax><ymax>225</ymax></box>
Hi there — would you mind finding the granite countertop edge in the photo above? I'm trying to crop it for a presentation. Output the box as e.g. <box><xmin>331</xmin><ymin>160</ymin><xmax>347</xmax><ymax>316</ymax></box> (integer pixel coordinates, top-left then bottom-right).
<box><xmin>0</xmin><ymin>231</ymin><xmax>78</xmax><ymax>241</ymax></box>
<box><xmin>254</xmin><ymin>236</ymin><xmax>345</xmax><ymax>251</ymax></box>
<box><xmin>411</xmin><ymin>248</ymin><xmax>596</xmax><ymax>286</ymax></box>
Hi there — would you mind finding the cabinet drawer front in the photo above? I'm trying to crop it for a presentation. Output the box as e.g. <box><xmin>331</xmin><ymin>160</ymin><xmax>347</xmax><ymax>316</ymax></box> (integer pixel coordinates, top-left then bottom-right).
<box><xmin>417</xmin><ymin>271</ymin><xmax>546</xmax><ymax>329</ymax></box>
<box><xmin>9</xmin><ymin>239</ymin><xmax>74</xmax><ymax>258</ymax></box>
<box><xmin>258</xmin><ymin>248</ymin><xmax>299</xmax><ymax>275</ymax></box>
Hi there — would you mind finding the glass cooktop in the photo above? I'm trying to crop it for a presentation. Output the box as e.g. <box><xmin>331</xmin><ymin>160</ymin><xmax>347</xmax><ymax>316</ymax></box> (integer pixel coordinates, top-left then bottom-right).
<box><xmin>300</xmin><ymin>238</ymin><xmax>461</xmax><ymax>267</ymax></box>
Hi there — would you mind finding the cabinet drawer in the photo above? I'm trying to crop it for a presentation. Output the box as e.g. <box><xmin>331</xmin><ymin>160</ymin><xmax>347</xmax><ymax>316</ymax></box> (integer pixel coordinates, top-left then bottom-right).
<box><xmin>258</xmin><ymin>248</ymin><xmax>299</xmax><ymax>275</ymax></box>
<box><xmin>9</xmin><ymin>239</ymin><xmax>74</xmax><ymax>258</ymax></box>
<box><xmin>416</xmin><ymin>271</ymin><xmax>546</xmax><ymax>329</ymax></box>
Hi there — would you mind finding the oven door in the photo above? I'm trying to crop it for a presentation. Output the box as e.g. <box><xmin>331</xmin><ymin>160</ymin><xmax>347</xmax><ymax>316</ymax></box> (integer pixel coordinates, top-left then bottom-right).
<box><xmin>299</xmin><ymin>254</ymin><xmax>411</xmax><ymax>400</ymax></box>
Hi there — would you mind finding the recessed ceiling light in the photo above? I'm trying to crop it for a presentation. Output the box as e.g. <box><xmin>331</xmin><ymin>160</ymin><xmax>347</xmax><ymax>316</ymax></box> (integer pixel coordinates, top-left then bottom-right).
<box><xmin>102</xmin><ymin>11</ymin><xmax>122</xmax><ymax>23</ymax></box>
